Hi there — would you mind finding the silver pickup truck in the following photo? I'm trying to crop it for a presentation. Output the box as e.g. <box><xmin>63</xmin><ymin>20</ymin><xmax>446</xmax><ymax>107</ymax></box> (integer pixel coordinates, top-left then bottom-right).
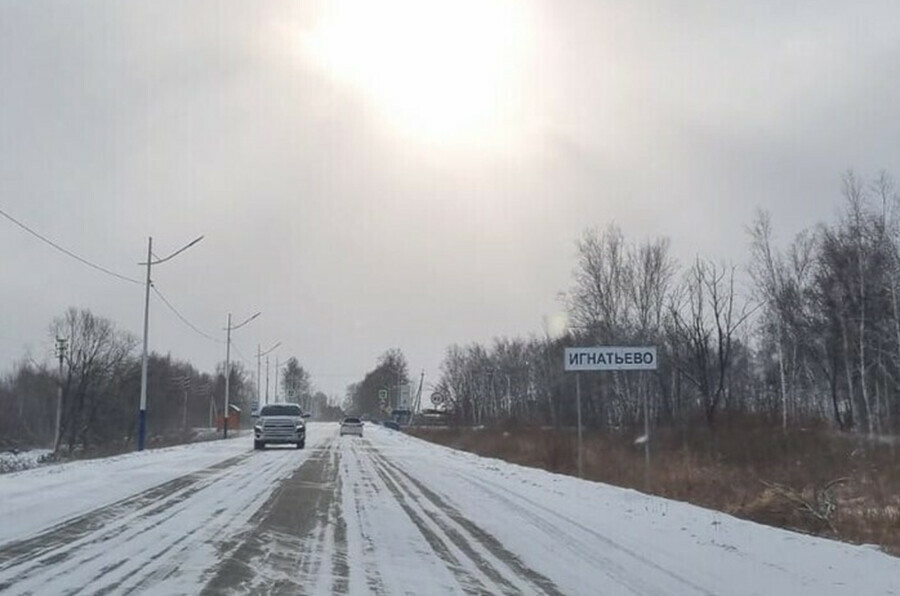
<box><xmin>254</xmin><ymin>403</ymin><xmax>309</xmax><ymax>449</ymax></box>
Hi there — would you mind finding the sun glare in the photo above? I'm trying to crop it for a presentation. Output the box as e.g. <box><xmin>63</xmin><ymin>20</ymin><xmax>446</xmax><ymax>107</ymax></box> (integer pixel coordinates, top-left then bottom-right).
<box><xmin>301</xmin><ymin>0</ymin><xmax>533</xmax><ymax>149</ymax></box>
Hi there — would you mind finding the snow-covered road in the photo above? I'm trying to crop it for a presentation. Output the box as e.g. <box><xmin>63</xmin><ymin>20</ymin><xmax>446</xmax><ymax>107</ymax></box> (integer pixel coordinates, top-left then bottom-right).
<box><xmin>1</xmin><ymin>423</ymin><xmax>898</xmax><ymax>595</ymax></box>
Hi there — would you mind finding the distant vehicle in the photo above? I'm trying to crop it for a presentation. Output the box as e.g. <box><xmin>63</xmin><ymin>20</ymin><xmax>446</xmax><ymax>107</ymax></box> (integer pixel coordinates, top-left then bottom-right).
<box><xmin>254</xmin><ymin>403</ymin><xmax>309</xmax><ymax>450</ymax></box>
<box><xmin>391</xmin><ymin>409</ymin><xmax>412</xmax><ymax>426</ymax></box>
<box><xmin>382</xmin><ymin>420</ymin><xmax>400</xmax><ymax>431</ymax></box>
<box><xmin>340</xmin><ymin>417</ymin><xmax>364</xmax><ymax>437</ymax></box>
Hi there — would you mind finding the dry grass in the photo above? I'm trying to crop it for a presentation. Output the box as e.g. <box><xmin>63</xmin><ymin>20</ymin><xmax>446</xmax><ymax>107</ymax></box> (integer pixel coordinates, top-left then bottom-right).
<box><xmin>409</xmin><ymin>417</ymin><xmax>900</xmax><ymax>556</ymax></box>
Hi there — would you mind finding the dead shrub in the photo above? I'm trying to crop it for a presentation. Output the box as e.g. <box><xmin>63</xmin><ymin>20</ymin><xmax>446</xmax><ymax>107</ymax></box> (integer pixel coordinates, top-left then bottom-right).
<box><xmin>409</xmin><ymin>416</ymin><xmax>900</xmax><ymax>556</ymax></box>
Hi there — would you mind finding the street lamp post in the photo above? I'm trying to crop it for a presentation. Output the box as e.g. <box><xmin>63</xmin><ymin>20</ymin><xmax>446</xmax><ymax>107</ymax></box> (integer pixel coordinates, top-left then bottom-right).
<box><xmin>257</xmin><ymin>341</ymin><xmax>281</xmax><ymax>410</ymax></box>
<box><xmin>137</xmin><ymin>234</ymin><xmax>204</xmax><ymax>451</ymax></box>
<box><xmin>223</xmin><ymin>311</ymin><xmax>260</xmax><ymax>439</ymax></box>
<box><xmin>272</xmin><ymin>358</ymin><xmax>291</xmax><ymax>403</ymax></box>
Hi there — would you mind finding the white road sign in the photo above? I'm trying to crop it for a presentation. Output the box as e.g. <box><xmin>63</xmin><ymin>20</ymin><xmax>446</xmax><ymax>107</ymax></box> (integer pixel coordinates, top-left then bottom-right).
<box><xmin>564</xmin><ymin>346</ymin><xmax>658</xmax><ymax>371</ymax></box>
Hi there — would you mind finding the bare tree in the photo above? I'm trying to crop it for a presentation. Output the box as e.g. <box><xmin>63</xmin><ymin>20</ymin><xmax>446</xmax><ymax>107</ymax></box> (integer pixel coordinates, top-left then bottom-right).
<box><xmin>569</xmin><ymin>224</ymin><xmax>630</xmax><ymax>337</ymax></box>
<box><xmin>750</xmin><ymin>210</ymin><xmax>790</xmax><ymax>428</ymax></box>
<box><xmin>50</xmin><ymin>308</ymin><xmax>137</xmax><ymax>452</ymax></box>
<box><xmin>281</xmin><ymin>357</ymin><xmax>312</xmax><ymax>407</ymax></box>
<box><xmin>671</xmin><ymin>260</ymin><xmax>754</xmax><ymax>428</ymax></box>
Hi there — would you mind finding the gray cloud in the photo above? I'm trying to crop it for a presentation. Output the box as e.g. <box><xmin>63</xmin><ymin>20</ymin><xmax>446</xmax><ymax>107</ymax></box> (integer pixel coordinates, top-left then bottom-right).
<box><xmin>3</xmin><ymin>0</ymin><xmax>900</xmax><ymax>397</ymax></box>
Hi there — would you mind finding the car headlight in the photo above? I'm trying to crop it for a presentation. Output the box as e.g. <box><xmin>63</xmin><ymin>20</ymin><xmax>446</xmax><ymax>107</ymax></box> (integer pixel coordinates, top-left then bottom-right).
<box><xmin>254</xmin><ymin>425</ymin><xmax>262</xmax><ymax>433</ymax></box>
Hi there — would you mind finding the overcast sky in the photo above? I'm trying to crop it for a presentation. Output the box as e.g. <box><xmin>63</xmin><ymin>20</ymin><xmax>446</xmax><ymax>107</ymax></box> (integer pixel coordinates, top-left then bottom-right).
<box><xmin>2</xmin><ymin>0</ymin><xmax>900</xmax><ymax>399</ymax></box>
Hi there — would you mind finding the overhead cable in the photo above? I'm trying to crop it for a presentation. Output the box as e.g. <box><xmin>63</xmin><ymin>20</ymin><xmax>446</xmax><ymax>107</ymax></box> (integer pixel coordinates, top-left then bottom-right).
<box><xmin>0</xmin><ymin>205</ymin><xmax>142</xmax><ymax>285</ymax></box>
<box><xmin>152</xmin><ymin>285</ymin><xmax>224</xmax><ymax>344</ymax></box>
<box><xmin>231</xmin><ymin>343</ymin><xmax>254</xmax><ymax>367</ymax></box>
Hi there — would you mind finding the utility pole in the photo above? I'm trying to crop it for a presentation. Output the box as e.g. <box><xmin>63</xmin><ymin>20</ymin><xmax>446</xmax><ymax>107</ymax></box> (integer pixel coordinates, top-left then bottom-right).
<box><xmin>411</xmin><ymin>370</ymin><xmax>425</xmax><ymax>419</ymax></box>
<box><xmin>223</xmin><ymin>311</ymin><xmax>260</xmax><ymax>439</ymax></box>
<box><xmin>138</xmin><ymin>237</ymin><xmax>152</xmax><ymax>451</ymax></box>
<box><xmin>136</xmin><ymin>234</ymin><xmax>204</xmax><ymax>451</ymax></box>
<box><xmin>274</xmin><ymin>356</ymin><xmax>279</xmax><ymax>402</ymax></box>
<box><xmin>257</xmin><ymin>342</ymin><xmax>280</xmax><ymax>410</ymax></box>
<box><xmin>53</xmin><ymin>337</ymin><xmax>67</xmax><ymax>453</ymax></box>
<box><xmin>224</xmin><ymin>313</ymin><xmax>231</xmax><ymax>438</ymax></box>
<box><xmin>182</xmin><ymin>377</ymin><xmax>190</xmax><ymax>431</ymax></box>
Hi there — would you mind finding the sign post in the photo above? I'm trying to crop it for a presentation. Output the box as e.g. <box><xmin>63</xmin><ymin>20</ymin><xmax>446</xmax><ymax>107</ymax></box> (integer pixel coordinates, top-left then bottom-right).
<box><xmin>575</xmin><ymin>372</ymin><xmax>583</xmax><ymax>478</ymax></box>
<box><xmin>378</xmin><ymin>388</ymin><xmax>388</xmax><ymax>413</ymax></box>
<box><xmin>564</xmin><ymin>346</ymin><xmax>658</xmax><ymax>481</ymax></box>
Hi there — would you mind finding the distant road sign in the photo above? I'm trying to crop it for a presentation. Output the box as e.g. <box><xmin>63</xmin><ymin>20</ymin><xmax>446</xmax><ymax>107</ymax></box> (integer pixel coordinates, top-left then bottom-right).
<box><xmin>564</xmin><ymin>346</ymin><xmax>658</xmax><ymax>371</ymax></box>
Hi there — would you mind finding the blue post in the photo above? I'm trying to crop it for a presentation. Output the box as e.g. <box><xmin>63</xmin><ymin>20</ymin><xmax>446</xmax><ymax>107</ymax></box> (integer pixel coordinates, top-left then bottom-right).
<box><xmin>138</xmin><ymin>409</ymin><xmax>147</xmax><ymax>451</ymax></box>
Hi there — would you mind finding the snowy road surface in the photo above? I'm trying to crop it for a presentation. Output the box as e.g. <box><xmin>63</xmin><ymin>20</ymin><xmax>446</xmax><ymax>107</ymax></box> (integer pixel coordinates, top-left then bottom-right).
<box><xmin>1</xmin><ymin>423</ymin><xmax>898</xmax><ymax>595</ymax></box>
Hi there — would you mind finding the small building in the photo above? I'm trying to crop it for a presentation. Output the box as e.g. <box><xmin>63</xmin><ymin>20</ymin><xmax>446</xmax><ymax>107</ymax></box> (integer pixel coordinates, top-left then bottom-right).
<box><xmin>216</xmin><ymin>404</ymin><xmax>242</xmax><ymax>431</ymax></box>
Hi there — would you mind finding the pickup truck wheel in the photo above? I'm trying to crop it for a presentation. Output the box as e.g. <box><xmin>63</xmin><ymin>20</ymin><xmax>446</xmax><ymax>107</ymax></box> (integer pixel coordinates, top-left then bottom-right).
<box><xmin>254</xmin><ymin>440</ymin><xmax>264</xmax><ymax>450</ymax></box>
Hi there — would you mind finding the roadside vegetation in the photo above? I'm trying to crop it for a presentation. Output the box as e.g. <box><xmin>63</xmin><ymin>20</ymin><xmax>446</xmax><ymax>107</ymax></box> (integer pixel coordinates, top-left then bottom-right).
<box><xmin>410</xmin><ymin>418</ymin><xmax>900</xmax><ymax>556</ymax></box>
<box><xmin>343</xmin><ymin>349</ymin><xmax>410</xmax><ymax>419</ymax></box>
<box><xmin>0</xmin><ymin>308</ymin><xmax>334</xmax><ymax>461</ymax></box>
<box><xmin>417</xmin><ymin>171</ymin><xmax>900</xmax><ymax>556</ymax></box>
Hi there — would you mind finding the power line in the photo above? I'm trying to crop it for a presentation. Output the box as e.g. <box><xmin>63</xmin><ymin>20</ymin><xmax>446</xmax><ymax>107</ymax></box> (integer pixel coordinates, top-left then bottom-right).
<box><xmin>151</xmin><ymin>285</ymin><xmax>225</xmax><ymax>344</ymax></box>
<box><xmin>0</xmin><ymin>205</ymin><xmax>142</xmax><ymax>285</ymax></box>
<box><xmin>231</xmin><ymin>343</ymin><xmax>254</xmax><ymax>367</ymax></box>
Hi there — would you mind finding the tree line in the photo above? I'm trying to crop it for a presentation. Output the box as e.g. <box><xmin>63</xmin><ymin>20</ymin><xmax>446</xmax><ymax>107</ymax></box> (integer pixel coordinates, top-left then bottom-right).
<box><xmin>278</xmin><ymin>356</ymin><xmax>344</xmax><ymax>421</ymax></box>
<box><xmin>434</xmin><ymin>171</ymin><xmax>900</xmax><ymax>436</ymax></box>
<box><xmin>344</xmin><ymin>349</ymin><xmax>410</xmax><ymax>419</ymax></box>
<box><xmin>0</xmin><ymin>308</ymin><xmax>331</xmax><ymax>451</ymax></box>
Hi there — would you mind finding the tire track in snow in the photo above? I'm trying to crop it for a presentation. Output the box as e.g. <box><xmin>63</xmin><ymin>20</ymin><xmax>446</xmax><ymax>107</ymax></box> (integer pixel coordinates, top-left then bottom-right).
<box><xmin>373</xmin><ymin>450</ymin><xmax>564</xmax><ymax>596</ymax></box>
<box><xmin>329</xmin><ymin>444</ymin><xmax>351</xmax><ymax>596</ymax></box>
<box><xmin>337</xmin><ymin>440</ymin><xmax>397</xmax><ymax>595</ymax></box>
<box><xmin>0</xmin><ymin>453</ymin><xmax>252</xmax><ymax>590</ymax></box>
<box><xmin>458</xmin><ymin>471</ymin><xmax>716</xmax><ymax>596</ymax></box>
<box><xmin>363</xmin><ymin>449</ymin><xmax>492</xmax><ymax>594</ymax></box>
<box><xmin>200</xmin><ymin>439</ymin><xmax>343</xmax><ymax>596</ymax></box>
<box><xmin>95</xmin><ymin>450</ymin><xmax>299</xmax><ymax>595</ymax></box>
<box><xmin>365</xmin><ymin>442</ymin><xmax>562</xmax><ymax>596</ymax></box>
<box><xmin>1</xmin><ymin>448</ymin><xmax>305</xmax><ymax>596</ymax></box>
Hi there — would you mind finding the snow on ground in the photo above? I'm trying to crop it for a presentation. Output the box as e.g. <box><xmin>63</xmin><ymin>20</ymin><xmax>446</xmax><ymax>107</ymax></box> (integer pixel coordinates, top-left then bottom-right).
<box><xmin>0</xmin><ymin>424</ymin><xmax>333</xmax><ymax>594</ymax></box>
<box><xmin>0</xmin><ymin>433</ymin><xmax>254</xmax><ymax>545</ymax></box>
<box><xmin>0</xmin><ymin>449</ymin><xmax>51</xmax><ymax>474</ymax></box>
<box><xmin>374</xmin><ymin>426</ymin><xmax>900</xmax><ymax>596</ymax></box>
<box><xmin>1</xmin><ymin>422</ymin><xmax>898</xmax><ymax>595</ymax></box>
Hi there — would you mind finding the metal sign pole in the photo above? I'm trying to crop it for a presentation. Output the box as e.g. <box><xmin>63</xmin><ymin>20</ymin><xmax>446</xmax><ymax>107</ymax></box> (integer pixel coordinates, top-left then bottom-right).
<box><xmin>643</xmin><ymin>372</ymin><xmax>651</xmax><ymax>488</ymax></box>
<box><xmin>564</xmin><ymin>346</ymin><xmax>659</xmax><ymax>483</ymax></box>
<box><xmin>576</xmin><ymin>371</ymin><xmax>583</xmax><ymax>479</ymax></box>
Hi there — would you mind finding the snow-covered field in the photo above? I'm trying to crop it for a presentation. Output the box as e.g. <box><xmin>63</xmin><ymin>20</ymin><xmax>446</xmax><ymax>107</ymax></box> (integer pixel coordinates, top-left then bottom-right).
<box><xmin>374</xmin><ymin>429</ymin><xmax>900</xmax><ymax>595</ymax></box>
<box><xmin>0</xmin><ymin>422</ymin><xmax>897</xmax><ymax>595</ymax></box>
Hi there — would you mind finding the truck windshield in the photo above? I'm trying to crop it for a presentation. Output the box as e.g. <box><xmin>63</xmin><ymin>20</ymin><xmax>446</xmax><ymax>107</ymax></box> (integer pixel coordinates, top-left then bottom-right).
<box><xmin>260</xmin><ymin>405</ymin><xmax>301</xmax><ymax>417</ymax></box>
